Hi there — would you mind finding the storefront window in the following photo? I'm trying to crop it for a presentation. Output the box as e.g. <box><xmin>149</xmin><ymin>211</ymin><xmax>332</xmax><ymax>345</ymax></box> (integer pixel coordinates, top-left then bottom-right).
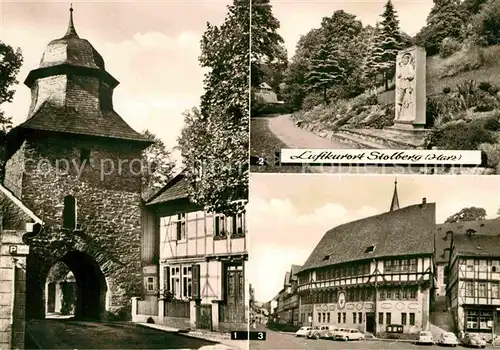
<box><xmin>466</xmin><ymin>310</ymin><xmax>493</xmax><ymax>331</ymax></box>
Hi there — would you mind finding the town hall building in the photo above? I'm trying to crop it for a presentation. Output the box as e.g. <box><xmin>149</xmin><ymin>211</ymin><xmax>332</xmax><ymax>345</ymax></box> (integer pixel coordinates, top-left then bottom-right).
<box><xmin>296</xmin><ymin>183</ymin><xmax>435</xmax><ymax>335</ymax></box>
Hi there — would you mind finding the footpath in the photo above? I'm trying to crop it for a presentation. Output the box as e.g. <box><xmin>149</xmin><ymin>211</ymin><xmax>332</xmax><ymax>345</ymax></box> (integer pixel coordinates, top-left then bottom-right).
<box><xmin>137</xmin><ymin>323</ymin><xmax>246</xmax><ymax>350</ymax></box>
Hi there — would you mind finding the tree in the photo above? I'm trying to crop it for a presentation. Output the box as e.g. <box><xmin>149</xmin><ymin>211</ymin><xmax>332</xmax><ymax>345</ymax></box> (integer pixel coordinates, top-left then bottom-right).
<box><xmin>251</xmin><ymin>0</ymin><xmax>286</xmax><ymax>88</ymax></box>
<box><xmin>141</xmin><ymin>130</ymin><xmax>175</xmax><ymax>200</ymax></box>
<box><xmin>178</xmin><ymin>0</ymin><xmax>249</xmax><ymax>216</ymax></box>
<box><xmin>362</xmin><ymin>24</ymin><xmax>383</xmax><ymax>91</ymax></box>
<box><xmin>445</xmin><ymin>207</ymin><xmax>487</xmax><ymax>223</ymax></box>
<box><xmin>377</xmin><ymin>0</ymin><xmax>404</xmax><ymax>90</ymax></box>
<box><xmin>416</xmin><ymin>0</ymin><xmax>467</xmax><ymax>56</ymax></box>
<box><xmin>0</xmin><ymin>41</ymin><xmax>23</xmax><ymax>181</ymax></box>
<box><xmin>305</xmin><ymin>42</ymin><xmax>346</xmax><ymax>104</ymax></box>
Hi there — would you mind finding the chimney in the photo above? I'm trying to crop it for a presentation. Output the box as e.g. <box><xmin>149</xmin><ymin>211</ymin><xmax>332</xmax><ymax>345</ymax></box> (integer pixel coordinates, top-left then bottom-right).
<box><xmin>419</xmin><ymin>197</ymin><xmax>427</xmax><ymax>209</ymax></box>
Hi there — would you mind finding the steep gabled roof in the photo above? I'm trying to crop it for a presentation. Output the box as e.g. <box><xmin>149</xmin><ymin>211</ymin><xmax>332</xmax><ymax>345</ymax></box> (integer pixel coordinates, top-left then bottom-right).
<box><xmin>147</xmin><ymin>171</ymin><xmax>190</xmax><ymax>205</ymax></box>
<box><xmin>435</xmin><ymin>218</ymin><xmax>500</xmax><ymax>263</ymax></box>
<box><xmin>290</xmin><ymin>264</ymin><xmax>302</xmax><ymax>279</ymax></box>
<box><xmin>284</xmin><ymin>271</ymin><xmax>291</xmax><ymax>286</ymax></box>
<box><xmin>452</xmin><ymin>234</ymin><xmax>500</xmax><ymax>258</ymax></box>
<box><xmin>300</xmin><ymin>202</ymin><xmax>436</xmax><ymax>273</ymax></box>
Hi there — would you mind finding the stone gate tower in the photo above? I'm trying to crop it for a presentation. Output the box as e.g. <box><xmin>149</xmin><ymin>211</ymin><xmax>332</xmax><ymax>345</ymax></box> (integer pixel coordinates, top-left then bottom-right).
<box><xmin>3</xmin><ymin>7</ymin><xmax>152</xmax><ymax>320</ymax></box>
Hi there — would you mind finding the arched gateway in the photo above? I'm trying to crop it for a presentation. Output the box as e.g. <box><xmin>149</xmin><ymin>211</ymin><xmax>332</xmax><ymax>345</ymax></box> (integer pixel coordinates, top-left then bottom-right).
<box><xmin>3</xmin><ymin>7</ymin><xmax>153</xmax><ymax>320</ymax></box>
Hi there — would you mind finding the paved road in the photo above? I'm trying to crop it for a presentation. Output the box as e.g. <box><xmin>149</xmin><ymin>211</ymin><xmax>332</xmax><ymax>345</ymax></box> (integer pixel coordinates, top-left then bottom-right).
<box><xmin>249</xmin><ymin>329</ymin><xmax>493</xmax><ymax>350</ymax></box>
<box><xmin>26</xmin><ymin>319</ymin><xmax>230</xmax><ymax>349</ymax></box>
<box><xmin>253</xmin><ymin>114</ymin><xmax>446</xmax><ymax>174</ymax></box>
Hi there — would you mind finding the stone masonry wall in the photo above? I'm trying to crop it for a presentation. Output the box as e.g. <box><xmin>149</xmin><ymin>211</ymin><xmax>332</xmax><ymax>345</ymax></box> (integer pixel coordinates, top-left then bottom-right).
<box><xmin>0</xmin><ymin>230</ymin><xmax>28</xmax><ymax>350</ymax></box>
<box><xmin>4</xmin><ymin>133</ymin><xmax>145</xmax><ymax>320</ymax></box>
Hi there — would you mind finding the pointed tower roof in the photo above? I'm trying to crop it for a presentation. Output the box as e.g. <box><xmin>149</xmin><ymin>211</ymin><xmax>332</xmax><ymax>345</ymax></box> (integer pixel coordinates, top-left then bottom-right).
<box><xmin>390</xmin><ymin>178</ymin><xmax>400</xmax><ymax>212</ymax></box>
<box><xmin>7</xmin><ymin>5</ymin><xmax>153</xmax><ymax>152</ymax></box>
<box><xmin>65</xmin><ymin>4</ymin><xmax>78</xmax><ymax>38</ymax></box>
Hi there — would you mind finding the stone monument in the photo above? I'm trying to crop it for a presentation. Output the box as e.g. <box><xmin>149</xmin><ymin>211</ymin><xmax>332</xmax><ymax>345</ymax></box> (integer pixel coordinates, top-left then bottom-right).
<box><xmin>394</xmin><ymin>46</ymin><xmax>426</xmax><ymax>129</ymax></box>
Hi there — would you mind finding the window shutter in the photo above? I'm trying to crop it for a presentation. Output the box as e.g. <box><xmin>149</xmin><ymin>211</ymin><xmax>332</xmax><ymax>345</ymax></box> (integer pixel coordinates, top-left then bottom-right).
<box><xmin>192</xmin><ymin>264</ymin><xmax>201</xmax><ymax>299</ymax></box>
<box><xmin>164</xmin><ymin>266</ymin><xmax>170</xmax><ymax>291</ymax></box>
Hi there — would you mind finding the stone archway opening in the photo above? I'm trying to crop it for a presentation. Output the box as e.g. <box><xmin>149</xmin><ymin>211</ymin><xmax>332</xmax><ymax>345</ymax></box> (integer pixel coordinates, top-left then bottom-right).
<box><xmin>44</xmin><ymin>251</ymin><xmax>107</xmax><ymax>320</ymax></box>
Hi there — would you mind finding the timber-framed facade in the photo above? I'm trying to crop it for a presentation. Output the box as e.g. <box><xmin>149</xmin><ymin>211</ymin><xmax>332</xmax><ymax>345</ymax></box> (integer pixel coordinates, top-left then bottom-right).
<box><xmin>296</xmin><ymin>197</ymin><xmax>436</xmax><ymax>335</ymax></box>
<box><xmin>134</xmin><ymin>172</ymin><xmax>248</xmax><ymax>332</ymax></box>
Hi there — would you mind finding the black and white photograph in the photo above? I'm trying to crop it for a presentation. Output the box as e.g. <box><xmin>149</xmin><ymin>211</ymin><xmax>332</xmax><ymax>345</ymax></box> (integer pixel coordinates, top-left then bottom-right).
<box><xmin>0</xmin><ymin>1</ymin><xmax>248</xmax><ymax>349</ymax></box>
<box><xmin>248</xmin><ymin>174</ymin><xmax>500</xmax><ymax>349</ymax></box>
<box><xmin>250</xmin><ymin>0</ymin><xmax>500</xmax><ymax>174</ymax></box>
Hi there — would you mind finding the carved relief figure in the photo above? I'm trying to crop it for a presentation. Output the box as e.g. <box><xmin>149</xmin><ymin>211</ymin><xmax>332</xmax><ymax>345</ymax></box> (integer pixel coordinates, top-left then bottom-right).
<box><xmin>395</xmin><ymin>52</ymin><xmax>415</xmax><ymax>122</ymax></box>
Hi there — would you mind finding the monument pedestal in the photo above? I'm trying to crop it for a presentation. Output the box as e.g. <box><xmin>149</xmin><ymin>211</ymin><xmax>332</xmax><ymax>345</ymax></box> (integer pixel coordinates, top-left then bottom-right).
<box><xmin>390</xmin><ymin>121</ymin><xmax>428</xmax><ymax>134</ymax></box>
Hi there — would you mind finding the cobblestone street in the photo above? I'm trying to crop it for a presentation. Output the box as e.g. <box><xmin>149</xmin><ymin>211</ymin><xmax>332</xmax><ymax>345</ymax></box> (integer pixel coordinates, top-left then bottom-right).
<box><xmin>26</xmin><ymin>319</ymin><xmax>234</xmax><ymax>349</ymax></box>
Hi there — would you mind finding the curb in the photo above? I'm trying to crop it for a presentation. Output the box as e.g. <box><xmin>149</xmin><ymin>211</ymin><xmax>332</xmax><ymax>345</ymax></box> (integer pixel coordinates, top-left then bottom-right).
<box><xmin>135</xmin><ymin>323</ymin><xmax>232</xmax><ymax>343</ymax></box>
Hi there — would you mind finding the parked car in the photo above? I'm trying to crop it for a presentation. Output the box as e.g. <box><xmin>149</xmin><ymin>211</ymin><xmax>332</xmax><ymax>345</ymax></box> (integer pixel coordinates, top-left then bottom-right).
<box><xmin>324</xmin><ymin>327</ymin><xmax>342</xmax><ymax>340</ymax></box>
<box><xmin>307</xmin><ymin>325</ymin><xmax>336</xmax><ymax>339</ymax></box>
<box><xmin>438</xmin><ymin>332</ymin><xmax>459</xmax><ymax>347</ymax></box>
<box><xmin>461</xmin><ymin>333</ymin><xmax>486</xmax><ymax>348</ymax></box>
<box><xmin>332</xmin><ymin>328</ymin><xmax>349</xmax><ymax>340</ymax></box>
<box><xmin>305</xmin><ymin>326</ymin><xmax>320</xmax><ymax>339</ymax></box>
<box><xmin>334</xmin><ymin>328</ymin><xmax>365</xmax><ymax>341</ymax></box>
<box><xmin>295</xmin><ymin>326</ymin><xmax>312</xmax><ymax>337</ymax></box>
<box><xmin>417</xmin><ymin>331</ymin><xmax>434</xmax><ymax>345</ymax></box>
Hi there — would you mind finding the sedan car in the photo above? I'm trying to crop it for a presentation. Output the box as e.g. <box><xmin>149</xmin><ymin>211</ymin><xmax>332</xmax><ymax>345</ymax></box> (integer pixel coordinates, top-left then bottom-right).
<box><xmin>307</xmin><ymin>325</ymin><xmax>335</xmax><ymax>339</ymax></box>
<box><xmin>438</xmin><ymin>332</ymin><xmax>459</xmax><ymax>347</ymax></box>
<box><xmin>305</xmin><ymin>326</ymin><xmax>320</xmax><ymax>339</ymax></box>
<box><xmin>332</xmin><ymin>328</ymin><xmax>349</xmax><ymax>340</ymax></box>
<box><xmin>334</xmin><ymin>328</ymin><xmax>365</xmax><ymax>341</ymax></box>
<box><xmin>295</xmin><ymin>326</ymin><xmax>312</xmax><ymax>337</ymax></box>
<box><xmin>417</xmin><ymin>331</ymin><xmax>434</xmax><ymax>345</ymax></box>
<box><xmin>324</xmin><ymin>327</ymin><xmax>342</xmax><ymax>340</ymax></box>
<box><xmin>461</xmin><ymin>333</ymin><xmax>486</xmax><ymax>348</ymax></box>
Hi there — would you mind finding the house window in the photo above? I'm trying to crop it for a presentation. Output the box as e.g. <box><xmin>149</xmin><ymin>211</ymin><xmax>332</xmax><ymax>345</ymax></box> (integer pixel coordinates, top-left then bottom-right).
<box><xmin>409</xmin><ymin>259</ymin><xmax>417</xmax><ymax>272</ymax></box>
<box><xmin>214</xmin><ymin>215</ymin><xmax>227</xmax><ymax>238</ymax></box>
<box><xmin>384</xmin><ymin>260</ymin><xmax>392</xmax><ymax>273</ymax></box>
<box><xmin>318</xmin><ymin>313</ymin><xmax>321</xmax><ymax>323</ymax></box>
<box><xmin>232</xmin><ymin>212</ymin><xmax>245</xmax><ymax>237</ymax></box>
<box><xmin>182</xmin><ymin>266</ymin><xmax>192</xmax><ymax>298</ymax></box>
<box><xmin>327</xmin><ymin>312</ymin><xmax>330</xmax><ymax>323</ymax></box>
<box><xmin>386</xmin><ymin>312</ymin><xmax>391</xmax><ymax>324</ymax></box>
<box><xmin>378</xmin><ymin>312</ymin><xmax>383</xmax><ymax>324</ymax></box>
<box><xmin>145</xmin><ymin>276</ymin><xmax>156</xmax><ymax>292</ymax></box>
<box><xmin>338</xmin><ymin>312</ymin><xmax>341</xmax><ymax>323</ymax></box>
<box><xmin>63</xmin><ymin>195</ymin><xmax>77</xmax><ymax>229</ymax></box>
<box><xmin>409</xmin><ymin>313</ymin><xmax>415</xmax><ymax>325</ymax></box>
<box><xmin>353</xmin><ymin>312</ymin><xmax>356</xmax><ymax>324</ymax></box>
<box><xmin>176</xmin><ymin>213</ymin><xmax>186</xmax><ymax>241</ymax></box>
<box><xmin>379</xmin><ymin>291</ymin><xmax>386</xmax><ymax>300</ymax></box>
<box><xmin>171</xmin><ymin>266</ymin><xmax>181</xmax><ymax>298</ymax></box>
<box><xmin>410</xmin><ymin>288</ymin><xmax>417</xmax><ymax>300</ymax></box>
<box><xmin>492</xmin><ymin>283</ymin><xmax>499</xmax><ymax>298</ymax></box>
<box><xmin>80</xmin><ymin>148</ymin><xmax>91</xmax><ymax>163</ymax></box>
<box><xmin>466</xmin><ymin>282</ymin><xmax>475</xmax><ymax>297</ymax></box>
<box><xmin>478</xmin><ymin>283</ymin><xmax>487</xmax><ymax>298</ymax></box>
<box><xmin>358</xmin><ymin>312</ymin><xmax>362</xmax><ymax>324</ymax></box>
<box><xmin>402</xmin><ymin>313</ymin><xmax>407</xmax><ymax>325</ymax></box>
<box><xmin>342</xmin><ymin>312</ymin><xmax>346</xmax><ymax>323</ymax></box>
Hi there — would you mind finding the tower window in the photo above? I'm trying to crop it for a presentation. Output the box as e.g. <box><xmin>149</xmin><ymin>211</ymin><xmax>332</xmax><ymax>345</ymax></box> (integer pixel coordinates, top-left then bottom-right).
<box><xmin>80</xmin><ymin>149</ymin><xmax>91</xmax><ymax>163</ymax></box>
<box><xmin>63</xmin><ymin>195</ymin><xmax>77</xmax><ymax>229</ymax></box>
<box><xmin>365</xmin><ymin>245</ymin><xmax>376</xmax><ymax>253</ymax></box>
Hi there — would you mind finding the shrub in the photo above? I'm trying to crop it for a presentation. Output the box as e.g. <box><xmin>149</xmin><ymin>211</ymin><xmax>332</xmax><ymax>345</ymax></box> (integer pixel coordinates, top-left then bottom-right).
<box><xmin>302</xmin><ymin>94</ymin><xmax>324</xmax><ymax>111</ymax></box>
<box><xmin>479</xmin><ymin>143</ymin><xmax>500</xmax><ymax>170</ymax></box>
<box><xmin>478</xmin><ymin>81</ymin><xmax>492</xmax><ymax>92</ymax></box>
<box><xmin>442</xmin><ymin>87</ymin><xmax>451</xmax><ymax>94</ymax></box>
<box><xmin>439</xmin><ymin>37</ymin><xmax>463</xmax><ymax>58</ymax></box>
<box><xmin>425</xmin><ymin>119</ymin><xmax>497</xmax><ymax>150</ymax></box>
<box><xmin>472</xmin><ymin>0</ymin><xmax>500</xmax><ymax>46</ymax></box>
<box><xmin>484</xmin><ymin>113</ymin><xmax>500</xmax><ymax>131</ymax></box>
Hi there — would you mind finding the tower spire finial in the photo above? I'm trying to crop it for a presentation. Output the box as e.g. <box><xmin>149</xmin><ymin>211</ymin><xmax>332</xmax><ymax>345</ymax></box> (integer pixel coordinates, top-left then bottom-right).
<box><xmin>390</xmin><ymin>177</ymin><xmax>400</xmax><ymax>212</ymax></box>
<box><xmin>64</xmin><ymin>3</ymin><xmax>79</xmax><ymax>38</ymax></box>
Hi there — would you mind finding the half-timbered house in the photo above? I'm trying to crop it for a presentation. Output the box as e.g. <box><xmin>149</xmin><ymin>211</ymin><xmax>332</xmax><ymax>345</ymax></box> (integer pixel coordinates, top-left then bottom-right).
<box><xmin>137</xmin><ymin>172</ymin><xmax>248</xmax><ymax>332</ymax></box>
<box><xmin>447</xmin><ymin>230</ymin><xmax>500</xmax><ymax>340</ymax></box>
<box><xmin>296</xmin><ymin>197</ymin><xmax>435</xmax><ymax>335</ymax></box>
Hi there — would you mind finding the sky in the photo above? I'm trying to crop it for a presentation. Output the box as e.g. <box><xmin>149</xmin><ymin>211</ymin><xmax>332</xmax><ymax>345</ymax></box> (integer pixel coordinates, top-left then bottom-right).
<box><xmin>0</xmin><ymin>0</ymin><xmax>231</xmax><ymax>167</ymax></box>
<box><xmin>248</xmin><ymin>174</ymin><xmax>500</xmax><ymax>302</ymax></box>
<box><xmin>271</xmin><ymin>0</ymin><xmax>435</xmax><ymax>59</ymax></box>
